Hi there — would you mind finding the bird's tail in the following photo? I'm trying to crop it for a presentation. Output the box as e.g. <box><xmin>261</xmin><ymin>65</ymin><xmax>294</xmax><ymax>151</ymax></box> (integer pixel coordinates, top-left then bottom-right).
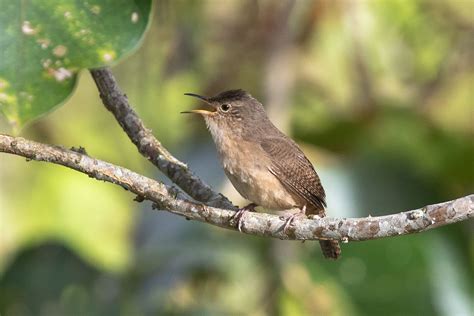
<box><xmin>319</xmin><ymin>240</ymin><xmax>341</xmax><ymax>260</ymax></box>
<box><xmin>312</xmin><ymin>208</ymin><xmax>341</xmax><ymax>259</ymax></box>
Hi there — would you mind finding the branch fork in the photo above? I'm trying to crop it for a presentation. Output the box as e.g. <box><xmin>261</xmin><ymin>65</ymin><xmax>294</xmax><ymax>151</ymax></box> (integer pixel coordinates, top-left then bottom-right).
<box><xmin>0</xmin><ymin>68</ymin><xmax>472</xmax><ymax>243</ymax></box>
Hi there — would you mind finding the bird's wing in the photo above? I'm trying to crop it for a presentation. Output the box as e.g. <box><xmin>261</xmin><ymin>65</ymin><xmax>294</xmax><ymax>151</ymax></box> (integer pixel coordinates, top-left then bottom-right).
<box><xmin>260</xmin><ymin>136</ymin><xmax>326</xmax><ymax>211</ymax></box>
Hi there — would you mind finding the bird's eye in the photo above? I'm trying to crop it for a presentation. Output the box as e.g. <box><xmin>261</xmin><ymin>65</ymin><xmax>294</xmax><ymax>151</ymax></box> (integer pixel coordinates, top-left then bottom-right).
<box><xmin>220</xmin><ymin>104</ymin><xmax>231</xmax><ymax>112</ymax></box>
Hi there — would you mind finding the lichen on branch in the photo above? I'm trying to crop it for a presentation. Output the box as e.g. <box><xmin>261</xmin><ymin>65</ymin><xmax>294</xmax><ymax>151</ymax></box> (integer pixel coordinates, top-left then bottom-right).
<box><xmin>0</xmin><ymin>134</ymin><xmax>472</xmax><ymax>242</ymax></box>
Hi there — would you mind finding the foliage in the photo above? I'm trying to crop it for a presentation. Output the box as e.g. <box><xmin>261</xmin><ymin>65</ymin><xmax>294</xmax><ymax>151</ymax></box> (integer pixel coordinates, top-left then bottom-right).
<box><xmin>0</xmin><ymin>0</ymin><xmax>151</xmax><ymax>129</ymax></box>
<box><xmin>0</xmin><ymin>1</ymin><xmax>472</xmax><ymax>315</ymax></box>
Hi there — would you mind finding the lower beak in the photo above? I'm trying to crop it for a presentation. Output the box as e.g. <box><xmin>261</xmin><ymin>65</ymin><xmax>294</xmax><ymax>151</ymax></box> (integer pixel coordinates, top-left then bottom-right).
<box><xmin>181</xmin><ymin>109</ymin><xmax>214</xmax><ymax>115</ymax></box>
<box><xmin>182</xmin><ymin>92</ymin><xmax>216</xmax><ymax>115</ymax></box>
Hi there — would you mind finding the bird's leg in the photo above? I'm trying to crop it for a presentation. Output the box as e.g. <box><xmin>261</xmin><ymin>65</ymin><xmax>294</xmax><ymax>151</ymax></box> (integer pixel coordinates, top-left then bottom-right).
<box><xmin>231</xmin><ymin>203</ymin><xmax>258</xmax><ymax>232</ymax></box>
<box><xmin>282</xmin><ymin>205</ymin><xmax>307</xmax><ymax>233</ymax></box>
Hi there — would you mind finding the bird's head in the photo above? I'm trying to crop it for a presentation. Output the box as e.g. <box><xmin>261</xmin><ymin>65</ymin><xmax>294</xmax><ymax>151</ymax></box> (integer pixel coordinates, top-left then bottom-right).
<box><xmin>182</xmin><ymin>89</ymin><xmax>268</xmax><ymax>138</ymax></box>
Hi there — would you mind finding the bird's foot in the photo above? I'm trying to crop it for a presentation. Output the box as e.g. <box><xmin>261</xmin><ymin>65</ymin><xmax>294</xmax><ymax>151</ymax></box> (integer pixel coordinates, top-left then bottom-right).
<box><xmin>282</xmin><ymin>205</ymin><xmax>307</xmax><ymax>234</ymax></box>
<box><xmin>231</xmin><ymin>203</ymin><xmax>257</xmax><ymax>232</ymax></box>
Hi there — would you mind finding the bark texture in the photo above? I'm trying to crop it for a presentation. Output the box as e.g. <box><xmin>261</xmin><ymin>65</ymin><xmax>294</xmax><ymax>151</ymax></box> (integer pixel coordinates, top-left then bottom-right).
<box><xmin>90</xmin><ymin>68</ymin><xmax>234</xmax><ymax>209</ymax></box>
<box><xmin>1</xmin><ymin>134</ymin><xmax>472</xmax><ymax>242</ymax></box>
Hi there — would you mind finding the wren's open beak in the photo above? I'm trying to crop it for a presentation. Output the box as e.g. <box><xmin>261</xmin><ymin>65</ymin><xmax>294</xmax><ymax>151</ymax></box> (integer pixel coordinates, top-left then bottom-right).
<box><xmin>181</xmin><ymin>93</ymin><xmax>216</xmax><ymax>115</ymax></box>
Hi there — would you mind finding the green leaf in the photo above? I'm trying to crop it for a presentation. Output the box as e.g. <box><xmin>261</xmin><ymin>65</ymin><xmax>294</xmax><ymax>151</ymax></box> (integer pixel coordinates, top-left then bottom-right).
<box><xmin>0</xmin><ymin>0</ymin><xmax>152</xmax><ymax>129</ymax></box>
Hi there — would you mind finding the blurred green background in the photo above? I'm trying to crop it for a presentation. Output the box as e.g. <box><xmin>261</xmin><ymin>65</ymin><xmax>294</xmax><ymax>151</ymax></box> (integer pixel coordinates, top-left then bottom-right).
<box><xmin>0</xmin><ymin>0</ymin><xmax>473</xmax><ymax>315</ymax></box>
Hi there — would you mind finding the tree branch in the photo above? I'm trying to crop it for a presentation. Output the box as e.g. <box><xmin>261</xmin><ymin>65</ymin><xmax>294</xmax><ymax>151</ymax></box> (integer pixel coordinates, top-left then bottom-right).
<box><xmin>89</xmin><ymin>68</ymin><xmax>234</xmax><ymax>209</ymax></box>
<box><xmin>1</xmin><ymin>134</ymin><xmax>472</xmax><ymax>242</ymax></box>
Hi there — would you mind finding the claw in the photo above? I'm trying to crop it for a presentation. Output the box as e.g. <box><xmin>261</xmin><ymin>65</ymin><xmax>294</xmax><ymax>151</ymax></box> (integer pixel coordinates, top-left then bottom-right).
<box><xmin>231</xmin><ymin>203</ymin><xmax>257</xmax><ymax>232</ymax></box>
<box><xmin>283</xmin><ymin>205</ymin><xmax>307</xmax><ymax>234</ymax></box>
<box><xmin>232</xmin><ymin>209</ymin><xmax>247</xmax><ymax>232</ymax></box>
<box><xmin>283</xmin><ymin>214</ymin><xmax>296</xmax><ymax>233</ymax></box>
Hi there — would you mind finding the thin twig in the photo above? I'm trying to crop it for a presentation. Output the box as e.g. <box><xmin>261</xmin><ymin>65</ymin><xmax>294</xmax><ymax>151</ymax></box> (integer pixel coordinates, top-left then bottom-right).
<box><xmin>1</xmin><ymin>134</ymin><xmax>472</xmax><ymax>242</ymax></box>
<box><xmin>89</xmin><ymin>68</ymin><xmax>235</xmax><ymax>209</ymax></box>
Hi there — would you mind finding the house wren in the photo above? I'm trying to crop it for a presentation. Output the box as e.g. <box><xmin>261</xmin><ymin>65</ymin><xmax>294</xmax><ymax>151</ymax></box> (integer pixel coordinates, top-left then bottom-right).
<box><xmin>182</xmin><ymin>89</ymin><xmax>341</xmax><ymax>259</ymax></box>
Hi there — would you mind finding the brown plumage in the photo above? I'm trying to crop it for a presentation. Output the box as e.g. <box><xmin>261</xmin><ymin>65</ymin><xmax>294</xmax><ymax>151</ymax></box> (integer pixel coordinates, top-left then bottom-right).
<box><xmin>183</xmin><ymin>89</ymin><xmax>341</xmax><ymax>259</ymax></box>
<box><xmin>261</xmin><ymin>137</ymin><xmax>341</xmax><ymax>259</ymax></box>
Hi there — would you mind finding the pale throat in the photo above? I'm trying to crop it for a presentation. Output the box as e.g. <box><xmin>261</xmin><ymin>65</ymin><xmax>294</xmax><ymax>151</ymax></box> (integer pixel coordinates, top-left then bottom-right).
<box><xmin>204</xmin><ymin>116</ymin><xmax>226</xmax><ymax>147</ymax></box>
<box><xmin>203</xmin><ymin>115</ymin><xmax>246</xmax><ymax>169</ymax></box>
<box><xmin>204</xmin><ymin>116</ymin><xmax>242</xmax><ymax>151</ymax></box>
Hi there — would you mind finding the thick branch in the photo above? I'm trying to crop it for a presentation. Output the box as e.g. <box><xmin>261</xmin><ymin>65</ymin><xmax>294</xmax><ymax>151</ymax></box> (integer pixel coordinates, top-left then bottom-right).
<box><xmin>1</xmin><ymin>134</ymin><xmax>472</xmax><ymax>242</ymax></box>
<box><xmin>89</xmin><ymin>68</ymin><xmax>234</xmax><ymax>209</ymax></box>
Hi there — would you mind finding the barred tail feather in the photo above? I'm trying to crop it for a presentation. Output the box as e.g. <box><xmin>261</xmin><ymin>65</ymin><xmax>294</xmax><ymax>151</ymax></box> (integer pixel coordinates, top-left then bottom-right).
<box><xmin>319</xmin><ymin>240</ymin><xmax>341</xmax><ymax>259</ymax></box>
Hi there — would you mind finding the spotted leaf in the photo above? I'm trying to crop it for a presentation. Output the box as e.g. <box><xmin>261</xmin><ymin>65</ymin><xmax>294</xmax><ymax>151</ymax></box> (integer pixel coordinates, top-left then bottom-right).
<box><xmin>0</xmin><ymin>0</ymin><xmax>152</xmax><ymax>129</ymax></box>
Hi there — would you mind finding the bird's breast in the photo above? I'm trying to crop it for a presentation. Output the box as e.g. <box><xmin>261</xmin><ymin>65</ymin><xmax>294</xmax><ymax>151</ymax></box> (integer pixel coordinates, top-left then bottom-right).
<box><xmin>213</xmin><ymin>135</ymin><xmax>298</xmax><ymax>210</ymax></box>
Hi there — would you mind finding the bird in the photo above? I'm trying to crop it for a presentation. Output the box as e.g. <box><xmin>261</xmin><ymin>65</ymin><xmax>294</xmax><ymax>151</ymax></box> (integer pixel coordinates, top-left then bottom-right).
<box><xmin>182</xmin><ymin>89</ymin><xmax>341</xmax><ymax>259</ymax></box>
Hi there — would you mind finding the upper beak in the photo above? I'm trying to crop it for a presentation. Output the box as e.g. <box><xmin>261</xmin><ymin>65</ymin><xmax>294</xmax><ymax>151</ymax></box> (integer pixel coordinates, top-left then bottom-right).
<box><xmin>181</xmin><ymin>93</ymin><xmax>216</xmax><ymax>115</ymax></box>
